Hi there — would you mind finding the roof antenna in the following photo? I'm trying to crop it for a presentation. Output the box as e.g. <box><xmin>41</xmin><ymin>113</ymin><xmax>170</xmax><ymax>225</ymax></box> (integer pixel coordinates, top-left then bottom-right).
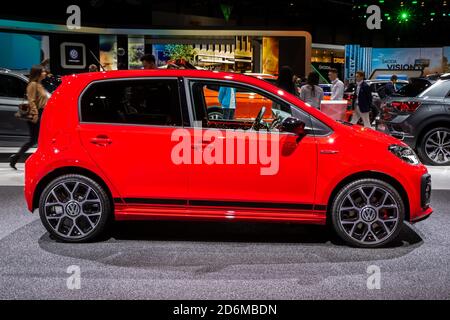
<box><xmin>88</xmin><ymin>49</ymin><xmax>106</xmax><ymax>71</ymax></box>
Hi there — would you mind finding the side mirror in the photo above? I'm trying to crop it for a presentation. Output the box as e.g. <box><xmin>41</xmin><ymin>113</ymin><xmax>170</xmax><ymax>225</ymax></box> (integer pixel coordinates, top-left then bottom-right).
<box><xmin>281</xmin><ymin>117</ymin><xmax>306</xmax><ymax>136</ymax></box>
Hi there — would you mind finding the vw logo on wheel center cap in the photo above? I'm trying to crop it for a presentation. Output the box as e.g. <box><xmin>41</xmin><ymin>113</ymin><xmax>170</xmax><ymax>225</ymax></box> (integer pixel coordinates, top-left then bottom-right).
<box><xmin>361</xmin><ymin>206</ymin><xmax>377</xmax><ymax>222</ymax></box>
<box><xmin>65</xmin><ymin>201</ymin><xmax>81</xmax><ymax>217</ymax></box>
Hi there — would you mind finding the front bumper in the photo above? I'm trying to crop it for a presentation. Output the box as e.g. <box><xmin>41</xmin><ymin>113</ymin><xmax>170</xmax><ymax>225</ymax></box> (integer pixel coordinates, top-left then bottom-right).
<box><xmin>410</xmin><ymin>173</ymin><xmax>433</xmax><ymax>224</ymax></box>
<box><xmin>411</xmin><ymin>207</ymin><xmax>433</xmax><ymax>223</ymax></box>
<box><xmin>421</xmin><ymin>174</ymin><xmax>432</xmax><ymax>209</ymax></box>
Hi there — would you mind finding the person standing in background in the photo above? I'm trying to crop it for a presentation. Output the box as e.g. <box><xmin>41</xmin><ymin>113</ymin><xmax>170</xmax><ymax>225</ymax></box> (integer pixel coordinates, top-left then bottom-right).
<box><xmin>10</xmin><ymin>65</ymin><xmax>48</xmax><ymax>170</ymax></box>
<box><xmin>299</xmin><ymin>72</ymin><xmax>324</xmax><ymax>109</ymax></box>
<box><xmin>328</xmin><ymin>68</ymin><xmax>345</xmax><ymax>100</ymax></box>
<box><xmin>218</xmin><ymin>86</ymin><xmax>237</xmax><ymax>120</ymax></box>
<box><xmin>89</xmin><ymin>64</ymin><xmax>99</xmax><ymax>72</ymax></box>
<box><xmin>277</xmin><ymin>66</ymin><xmax>297</xmax><ymax>96</ymax></box>
<box><xmin>351</xmin><ymin>71</ymin><xmax>373</xmax><ymax>128</ymax></box>
<box><xmin>140</xmin><ymin>54</ymin><xmax>157</xmax><ymax>70</ymax></box>
<box><xmin>384</xmin><ymin>74</ymin><xmax>398</xmax><ymax>97</ymax></box>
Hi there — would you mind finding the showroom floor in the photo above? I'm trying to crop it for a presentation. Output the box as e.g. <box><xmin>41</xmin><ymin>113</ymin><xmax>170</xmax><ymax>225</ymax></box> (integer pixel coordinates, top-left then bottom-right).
<box><xmin>0</xmin><ymin>162</ymin><xmax>449</xmax><ymax>300</ymax></box>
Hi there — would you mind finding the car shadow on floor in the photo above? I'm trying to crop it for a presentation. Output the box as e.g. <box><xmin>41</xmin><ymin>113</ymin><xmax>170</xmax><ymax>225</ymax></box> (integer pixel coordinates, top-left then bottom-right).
<box><xmin>38</xmin><ymin>220</ymin><xmax>425</xmax><ymax>270</ymax></box>
<box><xmin>109</xmin><ymin>220</ymin><xmax>423</xmax><ymax>248</ymax></box>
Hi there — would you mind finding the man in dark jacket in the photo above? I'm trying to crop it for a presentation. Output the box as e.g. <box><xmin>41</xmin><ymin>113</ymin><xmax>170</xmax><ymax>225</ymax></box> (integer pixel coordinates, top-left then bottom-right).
<box><xmin>351</xmin><ymin>71</ymin><xmax>373</xmax><ymax>128</ymax></box>
<box><xmin>383</xmin><ymin>74</ymin><xmax>398</xmax><ymax>97</ymax></box>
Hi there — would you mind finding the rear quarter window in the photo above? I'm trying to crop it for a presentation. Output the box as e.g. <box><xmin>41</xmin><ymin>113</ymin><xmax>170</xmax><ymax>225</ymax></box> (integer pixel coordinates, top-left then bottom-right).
<box><xmin>419</xmin><ymin>80</ymin><xmax>450</xmax><ymax>98</ymax></box>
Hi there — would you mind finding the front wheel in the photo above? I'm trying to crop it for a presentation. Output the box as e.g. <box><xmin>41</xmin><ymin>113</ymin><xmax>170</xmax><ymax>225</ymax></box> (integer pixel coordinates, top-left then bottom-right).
<box><xmin>417</xmin><ymin>127</ymin><xmax>450</xmax><ymax>166</ymax></box>
<box><xmin>39</xmin><ymin>174</ymin><xmax>112</xmax><ymax>243</ymax></box>
<box><xmin>331</xmin><ymin>179</ymin><xmax>405</xmax><ymax>248</ymax></box>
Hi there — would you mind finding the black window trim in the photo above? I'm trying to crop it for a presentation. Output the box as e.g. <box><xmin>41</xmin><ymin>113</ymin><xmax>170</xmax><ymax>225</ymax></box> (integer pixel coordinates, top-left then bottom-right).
<box><xmin>78</xmin><ymin>77</ymin><xmax>186</xmax><ymax>129</ymax></box>
<box><xmin>184</xmin><ymin>77</ymin><xmax>333</xmax><ymax>137</ymax></box>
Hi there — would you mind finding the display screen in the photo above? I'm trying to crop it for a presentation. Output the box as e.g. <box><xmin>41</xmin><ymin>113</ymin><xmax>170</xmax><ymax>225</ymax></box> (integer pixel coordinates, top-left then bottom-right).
<box><xmin>60</xmin><ymin>42</ymin><xmax>86</xmax><ymax>69</ymax></box>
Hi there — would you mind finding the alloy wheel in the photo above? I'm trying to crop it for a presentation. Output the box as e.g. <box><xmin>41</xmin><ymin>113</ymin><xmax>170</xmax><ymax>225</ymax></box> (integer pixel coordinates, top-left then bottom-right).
<box><xmin>337</xmin><ymin>185</ymin><xmax>400</xmax><ymax>246</ymax></box>
<box><xmin>43</xmin><ymin>181</ymin><xmax>103</xmax><ymax>240</ymax></box>
<box><xmin>424</xmin><ymin>130</ymin><xmax>450</xmax><ymax>165</ymax></box>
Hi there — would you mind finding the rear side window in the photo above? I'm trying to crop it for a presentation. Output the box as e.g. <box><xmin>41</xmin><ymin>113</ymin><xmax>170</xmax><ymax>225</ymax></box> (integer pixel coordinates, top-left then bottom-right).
<box><xmin>419</xmin><ymin>80</ymin><xmax>450</xmax><ymax>98</ymax></box>
<box><xmin>0</xmin><ymin>74</ymin><xmax>27</xmax><ymax>98</ymax></box>
<box><xmin>398</xmin><ymin>79</ymin><xmax>431</xmax><ymax>97</ymax></box>
<box><xmin>80</xmin><ymin>79</ymin><xmax>183</xmax><ymax>126</ymax></box>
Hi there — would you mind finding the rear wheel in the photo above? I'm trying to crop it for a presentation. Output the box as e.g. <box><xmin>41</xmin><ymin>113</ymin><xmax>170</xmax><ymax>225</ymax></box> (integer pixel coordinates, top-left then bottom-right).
<box><xmin>417</xmin><ymin>127</ymin><xmax>450</xmax><ymax>166</ymax></box>
<box><xmin>39</xmin><ymin>174</ymin><xmax>112</xmax><ymax>243</ymax></box>
<box><xmin>207</xmin><ymin>107</ymin><xmax>224</xmax><ymax>120</ymax></box>
<box><xmin>331</xmin><ymin>179</ymin><xmax>404</xmax><ymax>248</ymax></box>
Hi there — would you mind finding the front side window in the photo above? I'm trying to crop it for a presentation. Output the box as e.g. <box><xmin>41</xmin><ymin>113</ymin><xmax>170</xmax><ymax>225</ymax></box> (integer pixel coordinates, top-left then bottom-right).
<box><xmin>0</xmin><ymin>74</ymin><xmax>27</xmax><ymax>98</ymax></box>
<box><xmin>80</xmin><ymin>79</ymin><xmax>183</xmax><ymax>126</ymax></box>
<box><xmin>189</xmin><ymin>80</ymin><xmax>312</xmax><ymax>133</ymax></box>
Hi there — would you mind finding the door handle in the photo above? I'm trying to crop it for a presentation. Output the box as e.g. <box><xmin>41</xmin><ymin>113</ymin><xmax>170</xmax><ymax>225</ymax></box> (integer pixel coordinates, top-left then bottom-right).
<box><xmin>91</xmin><ymin>135</ymin><xmax>112</xmax><ymax>146</ymax></box>
<box><xmin>320</xmin><ymin>150</ymin><xmax>339</xmax><ymax>155</ymax></box>
<box><xmin>191</xmin><ymin>143</ymin><xmax>209</xmax><ymax>150</ymax></box>
<box><xmin>191</xmin><ymin>140</ymin><xmax>213</xmax><ymax>149</ymax></box>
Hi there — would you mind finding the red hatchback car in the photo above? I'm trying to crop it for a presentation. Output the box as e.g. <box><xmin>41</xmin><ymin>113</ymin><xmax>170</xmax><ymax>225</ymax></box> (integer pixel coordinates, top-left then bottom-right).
<box><xmin>25</xmin><ymin>70</ymin><xmax>433</xmax><ymax>248</ymax></box>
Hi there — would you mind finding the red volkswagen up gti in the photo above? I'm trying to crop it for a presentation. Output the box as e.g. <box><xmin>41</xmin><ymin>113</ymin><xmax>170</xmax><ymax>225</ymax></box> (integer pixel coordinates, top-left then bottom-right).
<box><xmin>25</xmin><ymin>70</ymin><xmax>433</xmax><ymax>248</ymax></box>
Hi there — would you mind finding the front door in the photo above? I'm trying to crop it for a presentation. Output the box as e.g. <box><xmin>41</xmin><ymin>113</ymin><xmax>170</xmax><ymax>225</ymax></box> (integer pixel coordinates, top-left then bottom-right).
<box><xmin>184</xmin><ymin>79</ymin><xmax>319</xmax><ymax>220</ymax></box>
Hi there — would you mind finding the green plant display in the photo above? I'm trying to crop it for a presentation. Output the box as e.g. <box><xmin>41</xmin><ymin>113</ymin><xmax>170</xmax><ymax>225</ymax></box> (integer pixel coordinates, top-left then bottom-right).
<box><xmin>164</xmin><ymin>44</ymin><xmax>195</xmax><ymax>62</ymax></box>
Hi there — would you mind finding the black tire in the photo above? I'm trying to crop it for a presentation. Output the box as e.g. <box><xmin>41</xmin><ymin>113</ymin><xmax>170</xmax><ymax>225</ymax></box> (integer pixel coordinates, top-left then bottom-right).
<box><xmin>39</xmin><ymin>174</ymin><xmax>112</xmax><ymax>243</ymax></box>
<box><xmin>207</xmin><ymin>107</ymin><xmax>224</xmax><ymax>120</ymax></box>
<box><xmin>417</xmin><ymin>127</ymin><xmax>450</xmax><ymax>166</ymax></box>
<box><xmin>331</xmin><ymin>179</ymin><xmax>405</xmax><ymax>248</ymax></box>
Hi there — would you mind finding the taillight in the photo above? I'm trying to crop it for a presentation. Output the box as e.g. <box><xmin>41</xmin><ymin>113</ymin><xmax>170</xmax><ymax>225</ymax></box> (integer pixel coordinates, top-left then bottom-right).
<box><xmin>390</xmin><ymin>101</ymin><xmax>421</xmax><ymax>112</ymax></box>
<box><xmin>344</xmin><ymin>93</ymin><xmax>354</xmax><ymax>101</ymax></box>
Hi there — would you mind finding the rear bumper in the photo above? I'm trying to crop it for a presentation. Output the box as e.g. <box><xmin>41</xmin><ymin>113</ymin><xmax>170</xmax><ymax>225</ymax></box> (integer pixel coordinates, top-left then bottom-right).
<box><xmin>24</xmin><ymin>153</ymin><xmax>38</xmax><ymax>212</ymax></box>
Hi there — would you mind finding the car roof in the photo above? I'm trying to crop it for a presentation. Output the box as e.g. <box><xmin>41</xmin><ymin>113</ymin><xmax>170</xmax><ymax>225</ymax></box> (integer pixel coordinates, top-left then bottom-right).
<box><xmin>367</xmin><ymin>79</ymin><xmax>409</xmax><ymax>84</ymax></box>
<box><xmin>244</xmin><ymin>73</ymin><xmax>277</xmax><ymax>79</ymax></box>
<box><xmin>64</xmin><ymin>69</ymin><xmax>267</xmax><ymax>84</ymax></box>
<box><xmin>0</xmin><ymin>68</ymin><xmax>29</xmax><ymax>81</ymax></box>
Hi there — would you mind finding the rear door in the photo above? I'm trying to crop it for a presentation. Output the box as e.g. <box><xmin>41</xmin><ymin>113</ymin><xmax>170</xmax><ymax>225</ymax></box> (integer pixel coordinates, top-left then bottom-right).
<box><xmin>78</xmin><ymin>77</ymin><xmax>189</xmax><ymax>206</ymax></box>
<box><xmin>0</xmin><ymin>74</ymin><xmax>29</xmax><ymax>142</ymax></box>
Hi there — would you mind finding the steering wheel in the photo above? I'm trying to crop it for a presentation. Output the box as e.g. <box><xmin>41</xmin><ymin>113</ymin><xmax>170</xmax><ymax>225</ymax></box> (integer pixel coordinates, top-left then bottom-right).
<box><xmin>270</xmin><ymin>110</ymin><xmax>282</xmax><ymax>130</ymax></box>
<box><xmin>251</xmin><ymin>107</ymin><xmax>267</xmax><ymax>131</ymax></box>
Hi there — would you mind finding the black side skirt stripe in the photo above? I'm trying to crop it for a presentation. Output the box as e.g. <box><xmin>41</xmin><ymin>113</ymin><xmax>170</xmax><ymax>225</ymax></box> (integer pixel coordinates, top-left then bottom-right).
<box><xmin>122</xmin><ymin>198</ymin><xmax>187</xmax><ymax>206</ymax></box>
<box><xmin>190</xmin><ymin>200</ymin><xmax>313</xmax><ymax>210</ymax></box>
<box><xmin>116</xmin><ymin>198</ymin><xmax>327</xmax><ymax>211</ymax></box>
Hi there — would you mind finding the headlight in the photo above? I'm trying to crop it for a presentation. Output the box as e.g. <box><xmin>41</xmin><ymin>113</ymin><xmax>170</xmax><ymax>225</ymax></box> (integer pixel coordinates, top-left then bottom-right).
<box><xmin>389</xmin><ymin>145</ymin><xmax>420</xmax><ymax>165</ymax></box>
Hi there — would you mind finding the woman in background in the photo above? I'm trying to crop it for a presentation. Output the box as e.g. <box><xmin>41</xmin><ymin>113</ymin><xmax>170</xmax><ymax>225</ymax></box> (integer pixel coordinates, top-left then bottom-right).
<box><xmin>10</xmin><ymin>65</ymin><xmax>48</xmax><ymax>170</ymax></box>
<box><xmin>299</xmin><ymin>72</ymin><xmax>324</xmax><ymax>109</ymax></box>
<box><xmin>276</xmin><ymin>66</ymin><xmax>297</xmax><ymax>96</ymax></box>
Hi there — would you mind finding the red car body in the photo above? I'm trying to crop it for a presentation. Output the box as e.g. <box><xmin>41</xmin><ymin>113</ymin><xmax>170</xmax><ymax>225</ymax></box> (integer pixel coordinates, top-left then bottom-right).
<box><xmin>25</xmin><ymin>70</ymin><xmax>433</xmax><ymax>247</ymax></box>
